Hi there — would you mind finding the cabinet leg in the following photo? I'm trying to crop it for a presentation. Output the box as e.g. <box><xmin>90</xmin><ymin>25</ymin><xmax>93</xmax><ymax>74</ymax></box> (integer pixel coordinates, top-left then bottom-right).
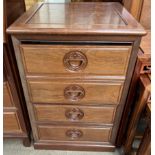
<box><xmin>23</xmin><ymin>137</ymin><xmax>31</xmax><ymax>147</ymax></box>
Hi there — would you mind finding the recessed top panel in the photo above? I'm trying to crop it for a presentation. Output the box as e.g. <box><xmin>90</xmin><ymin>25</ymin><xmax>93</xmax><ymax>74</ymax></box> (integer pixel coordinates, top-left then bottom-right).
<box><xmin>7</xmin><ymin>2</ymin><xmax>146</xmax><ymax>36</ymax></box>
<box><xmin>27</xmin><ymin>3</ymin><xmax>126</xmax><ymax>27</ymax></box>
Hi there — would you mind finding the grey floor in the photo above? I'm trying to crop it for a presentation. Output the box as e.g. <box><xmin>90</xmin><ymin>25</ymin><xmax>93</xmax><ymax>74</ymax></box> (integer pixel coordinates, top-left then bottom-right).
<box><xmin>3</xmin><ymin>139</ymin><xmax>123</xmax><ymax>155</ymax></box>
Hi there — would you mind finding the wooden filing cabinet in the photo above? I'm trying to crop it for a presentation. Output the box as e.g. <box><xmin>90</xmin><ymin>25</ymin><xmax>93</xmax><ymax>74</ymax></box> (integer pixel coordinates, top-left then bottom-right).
<box><xmin>7</xmin><ymin>2</ymin><xmax>146</xmax><ymax>151</ymax></box>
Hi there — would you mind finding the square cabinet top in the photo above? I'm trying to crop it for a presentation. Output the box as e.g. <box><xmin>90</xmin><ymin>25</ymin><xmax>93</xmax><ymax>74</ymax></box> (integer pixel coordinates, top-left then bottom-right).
<box><xmin>7</xmin><ymin>2</ymin><xmax>146</xmax><ymax>36</ymax></box>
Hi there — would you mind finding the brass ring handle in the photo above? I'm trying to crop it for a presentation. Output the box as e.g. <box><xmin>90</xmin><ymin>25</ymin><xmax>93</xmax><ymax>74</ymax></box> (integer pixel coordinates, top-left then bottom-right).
<box><xmin>63</xmin><ymin>51</ymin><xmax>87</xmax><ymax>72</ymax></box>
<box><xmin>65</xmin><ymin>108</ymin><xmax>84</xmax><ymax>121</ymax></box>
<box><xmin>66</xmin><ymin>129</ymin><xmax>83</xmax><ymax>139</ymax></box>
<box><xmin>64</xmin><ymin>85</ymin><xmax>85</xmax><ymax>101</ymax></box>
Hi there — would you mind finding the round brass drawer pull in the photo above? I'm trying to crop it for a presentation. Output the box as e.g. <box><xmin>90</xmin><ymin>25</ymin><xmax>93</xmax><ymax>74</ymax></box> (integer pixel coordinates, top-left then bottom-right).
<box><xmin>63</xmin><ymin>51</ymin><xmax>87</xmax><ymax>72</ymax></box>
<box><xmin>64</xmin><ymin>85</ymin><xmax>85</xmax><ymax>101</ymax></box>
<box><xmin>65</xmin><ymin>108</ymin><xmax>84</xmax><ymax>121</ymax></box>
<box><xmin>66</xmin><ymin>129</ymin><xmax>83</xmax><ymax>139</ymax></box>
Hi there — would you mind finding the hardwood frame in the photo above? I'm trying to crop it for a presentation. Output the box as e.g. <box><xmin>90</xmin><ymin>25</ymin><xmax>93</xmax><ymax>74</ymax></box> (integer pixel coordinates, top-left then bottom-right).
<box><xmin>10</xmin><ymin>34</ymin><xmax>142</xmax><ymax>151</ymax></box>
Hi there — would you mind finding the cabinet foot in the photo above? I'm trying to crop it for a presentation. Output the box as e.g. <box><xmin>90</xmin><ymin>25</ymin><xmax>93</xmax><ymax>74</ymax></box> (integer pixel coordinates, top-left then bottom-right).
<box><xmin>23</xmin><ymin>137</ymin><xmax>31</xmax><ymax>147</ymax></box>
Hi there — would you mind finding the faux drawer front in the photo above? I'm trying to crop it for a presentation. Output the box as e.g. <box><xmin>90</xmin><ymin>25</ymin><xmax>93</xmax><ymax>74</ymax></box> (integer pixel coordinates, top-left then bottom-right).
<box><xmin>28</xmin><ymin>80</ymin><xmax>123</xmax><ymax>104</ymax></box>
<box><xmin>38</xmin><ymin>125</ymin><xmax>112</xmax><ymax>142</ymax></box>
<box><xmin>20</xmin><ymin>45</ymin><xmax>131</xmax><ymax>76</ymax></box>
<box><xmin>3</xmin><ymin>82</ymin><xmax>14</xmax><ymax>107</ymax></box>
<box><xmin>34</xmin><ymin>104</ymin><xmax>116</xmax><ymax>124</ymax></box>
<box><xmin>3</xmin><ymin>112</ymin><xmax>22</xmax><ymax>133</ymax></box>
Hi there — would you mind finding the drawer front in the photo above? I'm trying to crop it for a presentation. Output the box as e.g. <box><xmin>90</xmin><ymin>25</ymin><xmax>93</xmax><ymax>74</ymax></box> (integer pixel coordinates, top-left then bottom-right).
<box><xmin>20</xmin><ymin>45</ymin><xmax>131</xmax><ymax>76</ymax></box>
<box><xmin>28</xmin><ymin>80</ymin><xmax>123</xmax><ymax>104</ymax></box>
<box><xmin>38</xmin><ymin>125</ymin><xmax>112</xmax><ymax>142</ymax></box>
<box><xmin>3</xmin><ymin>82</ymin><xmax>14</xmax><ymax>107</ymax></box>
<box><xmin>3</xmin><ymin>112</ymin><xmax>22</xmax><ymax>133</ymax></box>
<box><xmin>34</xmin><ymin>104</ymin><xmax>116</xmax><ymax>124</ymax></box>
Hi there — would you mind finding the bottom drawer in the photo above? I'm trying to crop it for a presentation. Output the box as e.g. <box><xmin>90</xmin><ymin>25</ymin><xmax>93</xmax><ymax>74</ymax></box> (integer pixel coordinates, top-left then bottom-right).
<box><xmin>3</xmin><ymin>112</ymin><xmax>22</xmax><ymax>133</ymax></box>
<box><xmin>37</xmin><ymin>125</ymin><xmax>112</xmax><ymax>142</ymax></box>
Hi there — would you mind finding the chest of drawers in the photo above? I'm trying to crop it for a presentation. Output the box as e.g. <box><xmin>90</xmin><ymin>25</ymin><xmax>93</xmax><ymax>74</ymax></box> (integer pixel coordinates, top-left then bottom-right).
<box><xmin>3</xmin><ymin>0</ymin><xmax>31</xmax><ymax>146</ymax></box>
<box><xmin>7</xmin><ymin>2</ymin><xmax>146</xmax><ymax>151</ymax></box>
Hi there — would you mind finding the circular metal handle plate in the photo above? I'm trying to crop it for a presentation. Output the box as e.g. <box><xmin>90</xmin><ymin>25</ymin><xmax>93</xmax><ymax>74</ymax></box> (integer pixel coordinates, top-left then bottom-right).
<box><xmin>64</xmin><ymin>85</ymin><xmax>85</xmax><ymax>101</ymax></box>
<box><xmin>66</xmin><ymin>129</ymin><xmax>83</xmax><ymax>139</ymax></box>
<box><xmin>65</xmin><ymin>108</ymin><xmax>84</xmax><ymax>121</ymax></box>
<box><xmin>63</xmin><ymin>51</ymin><xmax>87</xmax><ymax>72</ymax></box>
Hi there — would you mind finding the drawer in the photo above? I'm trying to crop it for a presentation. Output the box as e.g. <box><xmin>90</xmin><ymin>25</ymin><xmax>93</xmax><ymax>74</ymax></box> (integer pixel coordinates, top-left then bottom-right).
<box><xmin>34</xmin><ymin>104</ymin><xmax>116</xmax><ymax>124</ymax></box>
<box><xmin>3</xmin><ymin>112</ymin><xmax>22</xmax><ymax>133</ymax></box>
<box><xmin>37</xmin><ymin>125</ymin><xmax>112</xmax><ymax>142</ymax></box>
<box><xmin>28</xmin><ymin>79</ymin><xmax>123</xmax><ymax>104</ymax></box>
<box><xmin>20</xmin><ymin>45</ymin><xmax>131</xmax><ymax>76</ymax></box>
<box><xmin>3</xmin><ymin>82</ymin><xmax>14</xmax><ymax>107</ymax></box>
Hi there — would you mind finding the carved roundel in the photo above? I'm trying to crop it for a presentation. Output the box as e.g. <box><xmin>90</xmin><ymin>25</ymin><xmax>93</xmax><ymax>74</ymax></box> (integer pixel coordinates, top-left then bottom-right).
<box><xmin>64</xmin><ymin>85</ymin><xmax>85</xmax><ymax>101</ymax></box>
<box><xmin>63</xmin><ymin>51</ymin><xmax>87</xmax><ymax>72</ymax></box>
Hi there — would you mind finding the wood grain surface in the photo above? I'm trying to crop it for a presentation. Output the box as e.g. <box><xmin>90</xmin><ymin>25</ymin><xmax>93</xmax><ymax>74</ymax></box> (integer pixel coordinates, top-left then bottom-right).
<box><xmin>7</xmin><ymin>2</ymin><xmax>146</xmax><ymax>36</ymax></box>
<box><xmin>20</xmin><ymin>45</ymin><xmax>131</xmax><ymax>76</ymax></box>
<box><xmin>3</xmin><ymin>82</ymin><xmax>15</xmax><ymax>107</ymax></box>
<box><xmin>34</xmin><ymin>104</ymin><xmax>116</xmax><ymax>124</ymax></box>
<box><xmin>4</xmin><ymin>112</ymin><xmax>22</xmax><ymax>133</ymax></box>
<box><xmin>37</xmin><ymin>125</ymin><xmax>112</xmax><ymax>142</ymax></box>
<box><xmin>27</xmin><ymin>79</ymin><xmax>123</xmax><ymax>104</ymax></box>
<box><xmin>8</xmin><ymin>2</ymin><xmax>145</xmax><ymax>151</ymax></box>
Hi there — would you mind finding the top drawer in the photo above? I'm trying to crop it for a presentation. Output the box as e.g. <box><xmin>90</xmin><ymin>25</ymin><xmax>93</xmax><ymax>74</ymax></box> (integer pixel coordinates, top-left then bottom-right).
<box><xmin>20</xmin><ymin>45</ymin><xmax>131</xmax><ymax>76</ymax></box>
